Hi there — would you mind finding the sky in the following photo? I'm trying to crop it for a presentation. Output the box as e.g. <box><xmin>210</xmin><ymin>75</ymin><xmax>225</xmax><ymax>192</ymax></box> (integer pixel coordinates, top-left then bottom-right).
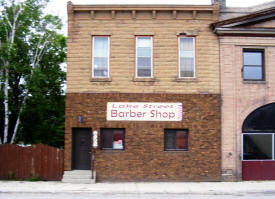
<box><xmin>46</xmin><ymin>0</ymin><xmax>273</xmax><ymax>35</ymax></box>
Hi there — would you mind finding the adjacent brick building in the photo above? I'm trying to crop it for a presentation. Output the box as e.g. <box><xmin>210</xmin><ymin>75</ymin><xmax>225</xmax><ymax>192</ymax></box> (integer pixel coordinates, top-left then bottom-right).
<box><xmin>213</xmin><ymin>3</ymin><xmax>275</xmax><ymax>181</ymax></box>
<box><xmin>65</xmin><ymin>1</ymin><xmax>221</xmax><ymax>182</ymax></box>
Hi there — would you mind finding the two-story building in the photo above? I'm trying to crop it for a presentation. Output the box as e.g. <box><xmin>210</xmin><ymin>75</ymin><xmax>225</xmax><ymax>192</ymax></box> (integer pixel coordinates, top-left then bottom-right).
<box><xmin>63</xmin><ymin>1</ymin><xmax>221</xmax><ymax>182</ymax></box>
<box><xmin>213</xmin><ymin>1</ymin><xmax>275</xmax><ymax>181</ymax></box>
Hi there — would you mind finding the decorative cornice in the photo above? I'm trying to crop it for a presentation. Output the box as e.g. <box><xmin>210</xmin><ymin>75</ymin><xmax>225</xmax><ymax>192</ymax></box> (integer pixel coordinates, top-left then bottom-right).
<box><xmin>212</xmin><ymin>7</ymin><xmax>275</xmax><ymax>28</ymax></box>
<box><xmin>68</xmin><ymin>3</ymin><xmax>219</xmax><ymax>21</ymax></box>
<box><xmin>214</xmin><ymin>27</ymin><xmax>275</xmax><ymax>37</ymax></box>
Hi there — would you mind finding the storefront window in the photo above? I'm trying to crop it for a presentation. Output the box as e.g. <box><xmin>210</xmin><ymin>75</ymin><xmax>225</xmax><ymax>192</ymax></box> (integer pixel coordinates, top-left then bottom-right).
<box><xmin>243</xmin><ymin>134</ymin><xmax>273</xmax><ymax>160</ymax></box>
<box><xmin>101</xmin><ymin>128</ymin><xmax>125</xmax><ymax>150</ymax></box>
<box><xmin>242</xmin><ymin>103</ymin><xmax>275</xmax><ymax>161</ymax></box>
<box><xmin>164</xmin><ymin>129</ymin><xmax>188</xmax><ymax>151</ymax></box>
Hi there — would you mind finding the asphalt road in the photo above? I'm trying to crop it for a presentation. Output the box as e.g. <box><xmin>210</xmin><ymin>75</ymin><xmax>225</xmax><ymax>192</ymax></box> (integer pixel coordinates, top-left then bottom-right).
<box><xmin>1</xmin><ymin>192</ymin><xmax>275</xmax><ymax>199</ymax></box>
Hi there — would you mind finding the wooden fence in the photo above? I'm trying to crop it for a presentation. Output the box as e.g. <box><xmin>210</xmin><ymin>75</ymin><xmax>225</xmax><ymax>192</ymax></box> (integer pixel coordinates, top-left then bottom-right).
<box><xmin>0</xmin><ymin>144</ymin><xmax>64</xmax><ymax>181</ymax></box>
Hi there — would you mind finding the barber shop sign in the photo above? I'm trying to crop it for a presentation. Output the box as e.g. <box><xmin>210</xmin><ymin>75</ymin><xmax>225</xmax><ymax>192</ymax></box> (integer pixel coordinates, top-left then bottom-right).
<box><xmin>107</xmin><ymin>102</ymin><xmax>182</xmax><ymax>121</ymax></box>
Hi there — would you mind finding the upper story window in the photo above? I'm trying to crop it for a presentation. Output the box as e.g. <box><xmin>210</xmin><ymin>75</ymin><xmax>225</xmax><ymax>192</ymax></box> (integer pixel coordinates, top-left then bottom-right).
<box><xmin>136</xmin><ymin>36</ymin><xmax>153</xmax><ymax>78</ymax></box>
<box><xmin>179</xmin><ymin>37</ymin><xmax>195</xmax><ymax>78</ymax></box>
<box><xmin>92</xmin><ymin>36</ymin><xmax>110</xmax><ymax>78</ymax></box>
<box><xmin>243</xmin><ymin>49</ymin><xmax>264</xmax><ymax>81</ymax></box>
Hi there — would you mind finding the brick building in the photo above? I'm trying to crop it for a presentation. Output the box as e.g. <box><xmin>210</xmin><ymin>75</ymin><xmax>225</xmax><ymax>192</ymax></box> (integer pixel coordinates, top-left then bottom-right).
<box><xmin>63</xmin><ymin>1</ymin><xmax>221</xmax><ymax>182</ymax></box>
<box><xmin>212</xmin><ymin>2</ymin><xmax>275</xmax><ymax>181</ymax></box>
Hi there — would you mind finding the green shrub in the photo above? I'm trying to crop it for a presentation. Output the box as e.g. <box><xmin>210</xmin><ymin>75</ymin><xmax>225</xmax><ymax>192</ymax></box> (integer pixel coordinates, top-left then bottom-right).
<box><xmin>28</xmin><ymin>175</ymin><xmax>40</xmax><ymax>181</ymax></box>
<box><xmin>8</xmin><ymin>171</ymin><xmax>14</xmax><ymax>180</ymax></box>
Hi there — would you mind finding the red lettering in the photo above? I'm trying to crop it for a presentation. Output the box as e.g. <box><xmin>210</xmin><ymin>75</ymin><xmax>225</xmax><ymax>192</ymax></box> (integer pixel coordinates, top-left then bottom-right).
<box><xmin>130</xmin><ymin>110</ymin><xmax>136</xmax><ymax>117</ymax></box>
<box><xmin>169</xmin><ymin>112</ymin><xmax>175</xmax><ymax>119</ymax></box>
<box><xmin>118</xmin><ymin>112</ymin><xmax>124</xmax><ymax>117</ymax></box>
<box><xmin>150</xmin><ymin>110</ymin><xmax>155</xmax><ymax>118</ymax></box>
<box><xmin>111</xmin><ymin>110</ymin><xmax>117</xmax><ymax>117</ymax></box>
<box><xmin>137</xmin><ymin>112</ymin><xmax>142</xmax><ymax>117</ymax></box>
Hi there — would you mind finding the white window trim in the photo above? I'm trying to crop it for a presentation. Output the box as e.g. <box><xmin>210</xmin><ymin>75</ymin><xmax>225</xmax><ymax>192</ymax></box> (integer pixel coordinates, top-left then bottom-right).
<box><xmin>92</xmin><ymin>36</ymin><xmax>110</xmax><ymax>78</ymax></box>
<box><xmin>135</xmin><ymin>36</ymin><xmax>153</xmax><ymax>78</ymax></box>
<box><xmin>242</xmin><ymin>132</ymin><xmax>275</xmax><ymax>161</ymax></box>
<box><xmin>178</xmin><ymin>36</ymin><xmax>196</xmax><ymax>78</ymax></box>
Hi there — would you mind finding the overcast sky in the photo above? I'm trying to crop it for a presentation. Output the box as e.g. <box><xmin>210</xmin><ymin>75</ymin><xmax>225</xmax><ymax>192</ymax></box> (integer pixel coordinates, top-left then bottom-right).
<box><xmin>46</xmin><ymin>0</ymin><xmax>273</xmax><ymax>35</ymax></box>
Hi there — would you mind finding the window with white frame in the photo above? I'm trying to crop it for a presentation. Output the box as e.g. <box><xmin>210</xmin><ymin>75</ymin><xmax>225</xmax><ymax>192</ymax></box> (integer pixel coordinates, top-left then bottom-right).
<box><xmin>242</xmin><ymin>103</ymin><xmax>275</xmax><ymax>161</ymax></box>
<box><xmin>243</xmin><ymin>133</ymin><xmax>274</xmax><ymax>160</ymax></box>
<box><xmin>179</xmin><ymin>37</ymin><xmax>195</xmax><ymax>78</ymax></box>
<box><xmin>92</xmin><ymin>36</ymin><xmax>109</xmax><ymax>78</ymax></box>
<box><xmin>136</xmin><ymin>36</ymin><xmax>153</xmax><ymax>78</ymax></box>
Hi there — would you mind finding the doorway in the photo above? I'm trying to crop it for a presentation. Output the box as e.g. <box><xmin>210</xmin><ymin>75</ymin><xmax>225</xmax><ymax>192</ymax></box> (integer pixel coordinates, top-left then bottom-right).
<box><xmin>72</xmin><ymin>128</ymin><xmax>91</xmax><ymax>170</ymax></box>
<box><xmin>242</xmin><ymin>103</ymin><xmax>275</xmax><ymax>180</ymax></box>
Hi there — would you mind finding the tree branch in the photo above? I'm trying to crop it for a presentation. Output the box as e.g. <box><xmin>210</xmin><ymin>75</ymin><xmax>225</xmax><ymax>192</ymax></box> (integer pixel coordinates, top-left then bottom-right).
<box><xmin>3</xmin><ymin>11</ymin><xmax>12</xmax><ymax>29</ymax></box>
<box><xmin>11</xmin><ymin>93</ymin><xmax>28</xmax><ymax>144</ymax></box>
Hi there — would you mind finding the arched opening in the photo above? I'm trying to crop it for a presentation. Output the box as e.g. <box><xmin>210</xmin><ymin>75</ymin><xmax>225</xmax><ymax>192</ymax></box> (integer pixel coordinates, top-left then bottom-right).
<box><xmin>242</xmin><ymin>103</ymin><xmax>275</xmax><ymax>132</ymax></box>
<box><xmin>242</xmin><ymin>103</ymin><xmax>275</xmax><ymax>180</ymax></box>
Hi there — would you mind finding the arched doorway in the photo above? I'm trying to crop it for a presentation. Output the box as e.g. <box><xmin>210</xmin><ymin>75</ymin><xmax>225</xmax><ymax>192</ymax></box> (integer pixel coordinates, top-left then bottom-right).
<box><xmin>242</xmin><ymin>103</ymin><xmax>275</xmax><ymax>180</ymax></box>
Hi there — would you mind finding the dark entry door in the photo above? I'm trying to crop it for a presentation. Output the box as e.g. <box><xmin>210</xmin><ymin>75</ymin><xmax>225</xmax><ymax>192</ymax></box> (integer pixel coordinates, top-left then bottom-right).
<box><xmin>72</xmin><ymin>128</ymin><xmax>91</xmax><ymax>170</ymax></box>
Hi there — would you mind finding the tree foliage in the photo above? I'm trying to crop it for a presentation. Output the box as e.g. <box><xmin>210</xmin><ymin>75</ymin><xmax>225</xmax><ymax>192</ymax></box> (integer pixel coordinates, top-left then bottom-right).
<box><xmin>0</xmin><ymin>0</ymin><xmax>66</xmax><ymax>147</ymax></box>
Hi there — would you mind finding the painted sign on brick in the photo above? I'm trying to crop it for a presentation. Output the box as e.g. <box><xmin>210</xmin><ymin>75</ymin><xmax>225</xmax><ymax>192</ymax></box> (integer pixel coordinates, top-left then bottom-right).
<box><xmin>107</xmin><ymin>102</ymin><xmax>182</xmax><ymax>121</ymax></box>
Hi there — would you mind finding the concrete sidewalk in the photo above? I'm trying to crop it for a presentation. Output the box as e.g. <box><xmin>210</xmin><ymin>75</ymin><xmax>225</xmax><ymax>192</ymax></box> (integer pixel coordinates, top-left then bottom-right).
<box><xmin>1</xmin><ymin>181</ymin><xmax>275</xmax><ymax>195</ymax></box>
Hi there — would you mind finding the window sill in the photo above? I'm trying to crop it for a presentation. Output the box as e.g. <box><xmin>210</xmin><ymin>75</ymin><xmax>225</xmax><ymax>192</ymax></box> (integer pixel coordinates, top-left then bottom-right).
<box><xmin>175</xmin><ymin>77</ymin><xmax>197</xmax><ymax>82</ymax></box>
<box><xmin>133</xmin><ymin>77</ymin><xmax>157</xmax><ymax>82</ymax></box>
<box><xmin>243</xmin><ymin>80</ymin><xmax>266</xmax><ymax>84</ymax></box>
<box><xmin>90</xmin><ymin>77</ymin><xmax>112</xmax><ymax>82</ymax></box>
<box><xmin>101</xmin><ymin>149</ymin><xmax>125</xmax><ymax>152</ymax></box>
<box><xmin>164</xmin><ymin>150</ymin><xmax>188</xmax><ymax>152</ymax></box>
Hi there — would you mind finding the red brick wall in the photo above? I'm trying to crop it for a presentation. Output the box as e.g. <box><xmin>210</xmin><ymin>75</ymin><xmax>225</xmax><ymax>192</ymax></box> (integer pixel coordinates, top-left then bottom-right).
<box><xmin>65</xmin><ymin>93</ymin><xmax>221</xmax><ymax>181</ymax></box>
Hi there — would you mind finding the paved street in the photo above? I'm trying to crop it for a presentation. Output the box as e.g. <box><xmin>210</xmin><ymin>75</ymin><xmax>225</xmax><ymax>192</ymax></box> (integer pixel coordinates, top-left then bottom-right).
<box><xmin>1</xmin><ymin>192</ymin><xmax>275</xmax><ymax>199</ymax></box>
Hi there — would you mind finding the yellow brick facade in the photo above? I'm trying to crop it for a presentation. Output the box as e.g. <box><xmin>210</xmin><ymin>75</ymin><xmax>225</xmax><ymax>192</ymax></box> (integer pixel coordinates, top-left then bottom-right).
<box><xmin>67</xmin><ymin>4</ymin><xmax>220</xmax><ymax>94</ymax></box>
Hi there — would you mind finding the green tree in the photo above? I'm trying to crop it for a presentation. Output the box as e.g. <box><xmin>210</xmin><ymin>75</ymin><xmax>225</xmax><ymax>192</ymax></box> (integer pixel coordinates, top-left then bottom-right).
<box><xmin>0</xmin><ymin>0</ymin><xmax>66</xmax><ymax>147</ymax></box>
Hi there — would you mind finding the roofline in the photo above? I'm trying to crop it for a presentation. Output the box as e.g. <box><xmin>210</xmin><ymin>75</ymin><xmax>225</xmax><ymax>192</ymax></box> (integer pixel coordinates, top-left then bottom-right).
<box><xmin>214</xmin><ymin>27</ymin><xmax>275</xmax><ymax>36</ymax></box>
<box><xmin>212</xmin><ymin>6</ymin><xmax>275</xmax><ymax>28</ymax></box>
<box><xmin>67</xmin><ymin>1</ymin><xmax>219</xmax><ymax>12</ymax></box>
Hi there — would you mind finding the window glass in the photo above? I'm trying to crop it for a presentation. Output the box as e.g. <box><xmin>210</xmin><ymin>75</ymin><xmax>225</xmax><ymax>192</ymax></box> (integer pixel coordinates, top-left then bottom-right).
<box><xmin>176</xmin><ymin>131</ymin><xmax>188</xmax><ymax>149</ymax></box>
<box><xmin>243</xmin><ymin>52</ymin><xmax>262</xmax><ymax>65</ymax></box>
<box><xmin>180</xmin><ymin>37</ymin><xmax>194</xmax><ymax>51</ymax></box>
<box><xmin>242</xmin><ymin>103</ymin><xmax>275</xmax><ymax>132</ymax></box>
<box><xmin>243</xmin><ymin>66</ymin><xmax>262</xmax><ymax>80</ymax></box>
<box><xmin>243</xmin><ymin>134</ymin><xmax>272</xmax><ymax>160</ymax></box>
<box><xmin>137</xmin><ymin>57</ymin><xmax>151</xmax><ymax>67</ymax></box>
<box><xmin>101</xmin><ymin>128</ymin><xmax>125</xmax><ymax>150</ymax></box>
<box><xmin>92</xmin><ymin>36</ymin><xmax>109</xmax><ymax>78</ymax></box>
<box><xmin>101</xmin><ymin>129</ymin><xmax>113</xmax><ymax>149</ymax></box>
<box><xmin>180</xmin><ymin>57</ymin><xmax>195</xmax><ymax>77</ymax></box>
<box><xmin>113</xmin><ymin>129</ymin><xmax>124</xmax><ymax>149</ymax></box>
<box><xmin>137</xmin><ymin>47</ymin><xmax>151</xmax><ymax>57</ymax></box>
<box><xmin>165</xmin><ymin>131</ymin><xmax>175</xmax><ymax>149</ymax></box>
<box><xmin>137</xmin><ymin>37</ymin><xmax>151</xmax><ymax>47</ymax></box>
<box><xmin>136</xmin><ymin>37</ymin><xmax>152</xmax><ymax>78</ymax></box>
<box><xmin>179</xmin><ymin>37</ymin><xmax>195</xmax><ymax>78</ymax></box>
<box><xmin>164</xmin><ymin>129</ymin><xmax>188</xmax><ymax>151</ymax></box>
<box><xmin>243</xmin><ymin>50</ymin><xmax>264</xmax><ymax>81</ymax></box>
